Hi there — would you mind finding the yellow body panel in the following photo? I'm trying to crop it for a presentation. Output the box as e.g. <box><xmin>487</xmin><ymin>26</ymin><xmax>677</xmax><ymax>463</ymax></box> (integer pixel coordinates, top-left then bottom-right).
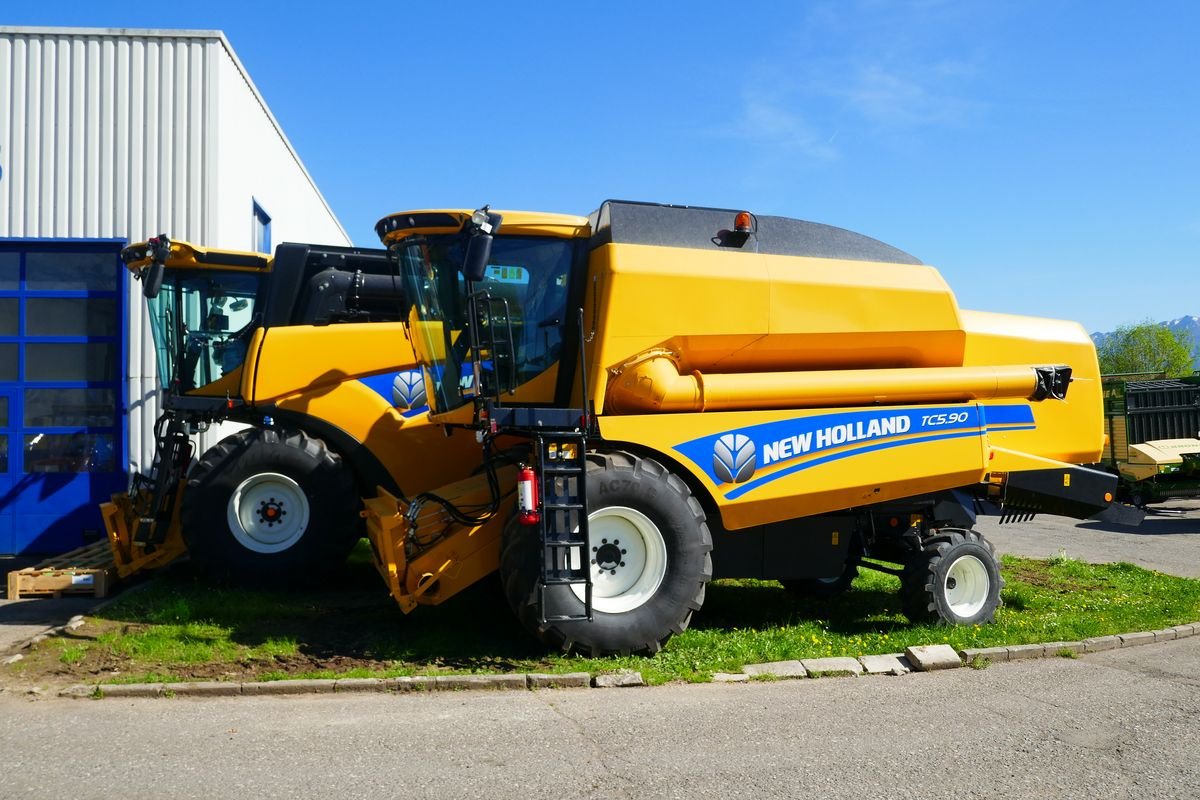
<box><xmin>249</xmin><ymin>322</ymin><xmax>416</xmax><ymax>402</ymax></box>
<box><xmin>960</xmin><ymin>309</ymin><xmax>1105</xmax><ymax>464</ymax></box>
<box><xmin>247</xmin><ymin>322</ymin><xmax>482</xmax><ymax>497</ymax></box>
<box><xmin>581</xmin><ymin>243</ymin><xmax>971</xmax><ymax>412</ymax></box>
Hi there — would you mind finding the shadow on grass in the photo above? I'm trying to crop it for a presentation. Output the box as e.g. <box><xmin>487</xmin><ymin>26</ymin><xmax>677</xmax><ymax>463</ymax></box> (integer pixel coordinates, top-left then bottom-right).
<box><xmin>96</xmin><ymin>555</ymin><xmax>549</xmax><ymax>670</ymax></box>
<box><xmin>690</xmin><ymin>581</ymin><xmax>907</xmax><ymax>637</ymax></box>
<box><xmin>94</xmin><ymin>551</ymin><xmax>915</xmax><ymax>670</ymax></box>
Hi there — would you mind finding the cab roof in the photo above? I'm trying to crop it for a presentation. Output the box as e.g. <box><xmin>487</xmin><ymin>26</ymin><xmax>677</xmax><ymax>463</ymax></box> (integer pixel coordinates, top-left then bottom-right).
<box><xmin>375</xmin><ymin>209</ymin><xmax>591</xmax><ymax>247</ymax></box>
<box><xmin>120</xmin><ymin>239</ymin><xmax>270</xmax><ymax>274</ymax></box>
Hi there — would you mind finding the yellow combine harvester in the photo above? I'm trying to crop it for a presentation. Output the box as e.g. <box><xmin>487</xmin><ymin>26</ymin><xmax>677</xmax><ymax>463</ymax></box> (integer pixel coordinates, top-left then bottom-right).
<box><xmin>104</xmin><ymin>237</ymin><xmax>479</xmax><ymax>583</ymax></box>
<box><xmin>357</xmin><ymin>201</ymin><xmax>1117</xmax><ymax>654</ymax></box>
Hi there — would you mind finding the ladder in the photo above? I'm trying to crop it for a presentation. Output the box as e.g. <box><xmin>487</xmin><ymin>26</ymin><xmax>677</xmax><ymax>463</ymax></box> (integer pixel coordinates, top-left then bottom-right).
<box><xmin>535</xmin><ymin>432</ymin><xmax>593</xmax><ymax>622</ymax></box>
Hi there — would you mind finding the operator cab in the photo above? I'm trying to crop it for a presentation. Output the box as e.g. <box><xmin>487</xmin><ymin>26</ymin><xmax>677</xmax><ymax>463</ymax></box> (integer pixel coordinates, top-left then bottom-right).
<box><xmin>376</xmin><ymin>208</ymin><xmax>590</xmax><ymax>422</ymax></box>
<box><xmin>123</xmin><ymin>239</ymin><xmax>270</xmax><ymax>395</ymax></box>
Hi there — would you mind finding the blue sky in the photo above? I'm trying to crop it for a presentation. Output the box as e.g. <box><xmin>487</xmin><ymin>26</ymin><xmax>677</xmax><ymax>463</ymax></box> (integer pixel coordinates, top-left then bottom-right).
<box><xmin>7</xmin><ymin>1</ymin><xmax>1198</xmax><ymax>332</ymax></box>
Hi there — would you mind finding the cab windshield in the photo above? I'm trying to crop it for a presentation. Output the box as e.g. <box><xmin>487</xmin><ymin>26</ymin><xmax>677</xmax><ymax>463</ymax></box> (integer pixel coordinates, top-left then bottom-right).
<box><xmin>396</xmin><ymin>235</ymin><xmax>573</xmax><ymax>414</ymax></box>
<box><xmin>147</xmin><ymin>271</ymin><xmax>262</xmax><ymax>391</ymax></box>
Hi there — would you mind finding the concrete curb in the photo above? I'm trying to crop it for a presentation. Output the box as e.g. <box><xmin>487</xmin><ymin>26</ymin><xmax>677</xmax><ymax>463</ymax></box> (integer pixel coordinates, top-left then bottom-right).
<box><xmin>65</xmin><ymin>671</ymin><xmax>606</xmax><ymax>700</ymax></box>
<box><xmin>34</xmin><ymin>619</ymin><xmax>1200</xmax><ymax>701</ymax></box>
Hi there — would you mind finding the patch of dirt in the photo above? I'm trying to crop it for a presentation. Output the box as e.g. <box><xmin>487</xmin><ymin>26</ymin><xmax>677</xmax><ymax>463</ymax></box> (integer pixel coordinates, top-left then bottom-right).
<box><xmin>1005</xmin><ymin>563</ymin><xmax>1096</xmax><ymax>594</ymax></box>
<box><xmin>2</xmin><ymin>617</ymin><xmax>417</xmax><ymax>691</ymax></box>
<box><xmin>0</xmin><ymin>576</ymin><xmax>545</xmax><ymax>691</ymax></box>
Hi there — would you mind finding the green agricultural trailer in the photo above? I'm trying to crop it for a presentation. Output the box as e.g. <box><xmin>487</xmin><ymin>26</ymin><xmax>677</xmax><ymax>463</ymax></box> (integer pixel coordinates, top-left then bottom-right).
<box><xmin>1102</xmin><ymin>375</ymin><xmax>1200</xmax><ymax>506</ymax></box>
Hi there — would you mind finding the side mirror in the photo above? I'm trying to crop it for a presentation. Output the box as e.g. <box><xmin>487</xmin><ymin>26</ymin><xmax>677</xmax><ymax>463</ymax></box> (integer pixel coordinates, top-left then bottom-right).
<box><xmin>143</xmin><ymin>262</ymin><xmax>165</xmax><ymax>299</ymax></box>
<box><xmin>142</xmin><ymin>235</ymin><xmax>171</xmax><ymax>299</ymax></box>
<box><xmin>462</xmin><ymin>233</ymin><xmax>493</xmax><ymax>282</ymax></box>
<box><xmin>461</xmin><ymin>207</ymin><xmax>502</xmax><ymax>282</ymax></box>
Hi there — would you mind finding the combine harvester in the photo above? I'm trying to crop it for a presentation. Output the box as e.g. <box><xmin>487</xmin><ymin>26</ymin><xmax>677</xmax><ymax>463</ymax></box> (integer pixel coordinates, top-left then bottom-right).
<box><xmin>108</xmin><ymin>201</ymin><xmax>1119</xmax><ymax>655</ymax></box>
<box><xmin>359</xmin><ymin>201</ymin><xmax>1120</xmax><ymax>654</ymax></box>
<box><xmin>102</xmin><ymin>237</ymin><xmax>479</xmax><ymax>584</ymax></box>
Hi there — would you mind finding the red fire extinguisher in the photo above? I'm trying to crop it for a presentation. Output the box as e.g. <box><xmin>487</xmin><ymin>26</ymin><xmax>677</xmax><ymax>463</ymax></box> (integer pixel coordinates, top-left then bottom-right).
<box><xmin>517</xmin><ymin>465</ymin><xmax>541</xmax><ymax>526</ymax></box>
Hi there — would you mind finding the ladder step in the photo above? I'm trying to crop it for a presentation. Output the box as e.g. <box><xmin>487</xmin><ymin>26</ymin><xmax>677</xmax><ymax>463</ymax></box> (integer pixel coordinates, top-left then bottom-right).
<box><xmin>536</xmin><ymin>431</ymin><xmax>592</xmax><ymax>624</ymax></box>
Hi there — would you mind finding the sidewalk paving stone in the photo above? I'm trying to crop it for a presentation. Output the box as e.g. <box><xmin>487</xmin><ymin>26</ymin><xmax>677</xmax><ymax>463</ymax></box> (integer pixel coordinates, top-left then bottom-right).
<box><xmin>802</xmin><ymin>657</ymin><xmax>863</xmax><ymax>677</ymax></box>
<box><xmin>711</xmin><ymin>672</ymin><xmax>749</xmax><ymax>683</ymax></box>
<box><xmin>905</xmin><ymin>644</ymin><xmax>961</xmax><ymax>671</ymax></box>
<box><xmin>1082</xmin><ymin>636</ymin><xmax>1120</xmax><ymax>653</ymax></box>
<box><xmin>859</xmin><ymin>654</ymin><xmax>911</xmax><ymax>675</ymax></box>
<box><xmin>960</xmin><ymin>646</ymin><xmax>1010</xmax><ymax>664</ymax></box>
<box><xmin>527</xmin><ymin>672</ymin><xmax>590</xmax><ymax>689</ymax></box>
<box><xmin>1119</xmin><ymin>631</ymin><xmax>1156</xmax><ymax>648</ymax></box>
<box><xmin>1006</xmin><ymin>644</ymin><xmax>1046</xmax><ymax>660</ymax></box>
<box><xmin>743</xmin><ymin>660</ymin><xmax>807</xmax><ymax>679</ymax></box>
<box><xmin>436</xmin><ymin>674</ymin><xmax>527</xmax><ymax>691</ymax></box>
<box><xmin>592</xmin><ymin>671</ymin><xmax>644</xmax><ymax>688</ymax></box>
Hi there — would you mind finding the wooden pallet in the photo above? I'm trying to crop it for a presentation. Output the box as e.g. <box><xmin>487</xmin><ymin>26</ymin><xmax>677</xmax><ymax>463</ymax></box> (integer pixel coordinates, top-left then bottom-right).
<box><xmin>6</xmin><ymin>541</ymin><xmax>116</xmax><ymax>600</ymax></box>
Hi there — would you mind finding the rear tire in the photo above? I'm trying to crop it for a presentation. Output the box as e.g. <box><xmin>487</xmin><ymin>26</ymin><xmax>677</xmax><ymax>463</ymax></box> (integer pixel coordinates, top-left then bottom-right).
<box><xmin>500</xmin><ymin>451</ymin><xmax>712</xmax><ymax>656</ymax></box>
<box><xmin>181</xmin><ymin>428</ymin><xmax>361</xmax><ymax>585</ymax></box>
<box><xmin>901</xmin><ymin>529</ymin><xmax>1003</xmax><ymax>625</ymax></box>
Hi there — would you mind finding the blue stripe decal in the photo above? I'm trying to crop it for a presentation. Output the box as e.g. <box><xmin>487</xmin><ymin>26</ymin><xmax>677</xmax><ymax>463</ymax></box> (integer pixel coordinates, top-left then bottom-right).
<box><xmin>980</xmin><ymin>404</ymin><xmax>1035</xmax><ymax>426</ymax></box>
<box><xmin>724</xmin><ymin>429</ymin><xmax>983</xmax><ymax>500</ymax></box>
<box><xmin>673</xmin><ymin>402</ymin><xmax>1037</xmax><ymax>501</ymax></box>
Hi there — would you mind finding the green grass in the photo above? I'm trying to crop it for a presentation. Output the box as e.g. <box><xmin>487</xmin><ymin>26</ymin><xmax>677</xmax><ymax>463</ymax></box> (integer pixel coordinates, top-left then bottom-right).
<box><xmin>45</xmin><ymin>550</ymin><xmax>1200</xmax><ymax>686</ymax></box>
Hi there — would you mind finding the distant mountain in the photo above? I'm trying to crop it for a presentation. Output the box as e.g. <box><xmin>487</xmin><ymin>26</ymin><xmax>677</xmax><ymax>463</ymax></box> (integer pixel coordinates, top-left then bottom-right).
<box><xmin>1091</xmin><ymin>315</ymin><xmax>1200</xmax><ymax>372</ymax></box>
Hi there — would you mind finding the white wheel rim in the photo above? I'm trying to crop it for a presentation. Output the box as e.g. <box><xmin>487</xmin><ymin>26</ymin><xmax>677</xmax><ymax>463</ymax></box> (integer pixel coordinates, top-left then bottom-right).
<box><xmin>944</xmin><ymin>554</ymin><xmax>990</xmax><ymax>618</ymax></box>
<box><xmin>226</xmin><ymin>473</ymin><xmax>311</xmax><ymax>554</ymax></box>
<box><xmin>571</xmin><ymin>506</ymin><xmax>667</xmax><ymax>614</ymax></box>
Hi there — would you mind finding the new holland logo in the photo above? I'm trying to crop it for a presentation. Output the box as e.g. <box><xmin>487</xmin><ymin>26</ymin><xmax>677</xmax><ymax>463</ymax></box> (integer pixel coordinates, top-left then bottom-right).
<box><xmin>391</xmin><ymin>370</ymin><xmax>427</xmax><ymax>410</ymax></box>
<box><xmin>713</xmin><ymin>433</ymin><xmax>756</xmax><ymax>484</ymax></box>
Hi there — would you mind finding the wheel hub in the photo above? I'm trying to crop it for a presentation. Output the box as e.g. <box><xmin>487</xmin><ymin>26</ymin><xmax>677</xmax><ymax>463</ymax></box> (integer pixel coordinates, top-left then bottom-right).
<box><xmin>227</xmin><ymin>472</ymin><xmax>311</xmax><ymax>554</ymax></box>
<box><xmin>592</xmin><ymin>540</ymin><xmax>627</xmax><ymax>573</ymax></box>
<box><xmin>257</xmin><ymin>499</ymin><xmax>287</xmax><ymax>527</ymax></box>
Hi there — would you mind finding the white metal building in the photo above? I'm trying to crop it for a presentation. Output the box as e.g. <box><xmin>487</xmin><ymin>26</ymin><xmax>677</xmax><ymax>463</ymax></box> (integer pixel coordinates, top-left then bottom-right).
<box><xmin>0</xmin><ymin>26</ymin><xmax>351</xmax><ymax>554</ymax></box>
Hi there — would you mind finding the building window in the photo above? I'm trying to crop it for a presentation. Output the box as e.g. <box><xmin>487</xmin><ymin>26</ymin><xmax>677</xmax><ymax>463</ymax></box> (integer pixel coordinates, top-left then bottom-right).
<box><xmin>252</xmin><ymin>200</ymin><xmax>272</xmax><ymax>253</ymax></box>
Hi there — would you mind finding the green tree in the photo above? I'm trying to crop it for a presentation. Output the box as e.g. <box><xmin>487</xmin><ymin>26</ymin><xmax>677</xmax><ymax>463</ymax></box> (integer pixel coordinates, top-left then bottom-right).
<box><xmin>1097</xmin><ymin>320</ymin><xmax>1194</xmax><ymax>376</ymax></box>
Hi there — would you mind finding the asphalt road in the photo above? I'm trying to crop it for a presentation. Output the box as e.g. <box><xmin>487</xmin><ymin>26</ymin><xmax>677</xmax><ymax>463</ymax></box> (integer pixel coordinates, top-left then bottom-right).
<box><xmin>980</xmin><ymin>499</ymin><xmax>1200</xmax><ymax>578</ymax></box>
<box><xmin>1</xmin><ymin>503</ymin><xmax>1197</xmax><ymax>798</ymax></box>
<box><xmin>2</xmin><ymin>636</ymin><xmax>1198</xmax><ymax>799</ymax></box>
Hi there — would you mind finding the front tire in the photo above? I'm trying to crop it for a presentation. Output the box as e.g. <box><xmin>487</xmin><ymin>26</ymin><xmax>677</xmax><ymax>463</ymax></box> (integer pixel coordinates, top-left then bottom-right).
<box><xmin>500</xmin><ymin>451</ymin><xmax>712</xmax><ymax>656</ymax></box>
<box><xmin>901</xmin><ymin>529</ymin><xmax>1003</xmax><ymax>625</ymax></box>
<box><xmin>181</xmin><ymin>428</ymin><xmax>361</xmax><ymax>585</ymax></box>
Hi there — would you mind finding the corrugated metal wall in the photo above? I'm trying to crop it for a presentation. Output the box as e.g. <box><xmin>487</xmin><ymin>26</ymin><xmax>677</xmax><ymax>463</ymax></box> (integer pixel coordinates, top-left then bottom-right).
<box><xmin>0</xmin><ymin>30</ymin><xmax>218</xmax><ymax>476</ymax></box>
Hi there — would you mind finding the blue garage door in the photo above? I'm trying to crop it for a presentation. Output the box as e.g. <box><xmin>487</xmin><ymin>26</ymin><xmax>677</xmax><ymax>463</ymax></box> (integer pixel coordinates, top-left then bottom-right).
<box><xmin>0</xmin><ymin>241</ymin><xmax>127</xmax><ymax>555</ymax></box>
